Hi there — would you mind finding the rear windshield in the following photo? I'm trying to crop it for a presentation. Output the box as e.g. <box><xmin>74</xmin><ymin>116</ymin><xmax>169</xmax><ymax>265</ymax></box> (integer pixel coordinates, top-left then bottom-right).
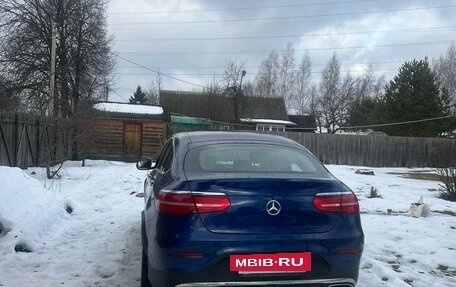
<box><xmin>184</xmin><ymin>143</ymin><xmax>328</xmax><ymax>176</ymax></box>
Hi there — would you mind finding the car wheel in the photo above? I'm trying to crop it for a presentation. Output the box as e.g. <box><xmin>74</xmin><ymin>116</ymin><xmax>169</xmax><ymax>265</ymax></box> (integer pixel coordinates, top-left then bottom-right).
<box><xmin>141</xmin><ymin>249</ymin><xmax>152</xmax><ymax>287</ymax></box>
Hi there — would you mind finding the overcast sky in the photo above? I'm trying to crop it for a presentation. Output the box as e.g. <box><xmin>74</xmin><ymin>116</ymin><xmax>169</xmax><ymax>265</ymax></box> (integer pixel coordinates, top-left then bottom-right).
<box><xmin>106</xmin><ymin>0</ymin><xmax>456</xmax><ymax>102</ymax></box>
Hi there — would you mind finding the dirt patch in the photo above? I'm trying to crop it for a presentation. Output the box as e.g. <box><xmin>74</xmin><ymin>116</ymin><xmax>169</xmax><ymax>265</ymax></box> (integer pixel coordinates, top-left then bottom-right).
<box><xmin>388</xmin><ymin>172</ymin><xmax>440</xmax><ymax>181</ymax></box>
<box><xmin>433</xmin><ymin>210</ymin><xmax>456</xmax><ymax>217</ymax></box>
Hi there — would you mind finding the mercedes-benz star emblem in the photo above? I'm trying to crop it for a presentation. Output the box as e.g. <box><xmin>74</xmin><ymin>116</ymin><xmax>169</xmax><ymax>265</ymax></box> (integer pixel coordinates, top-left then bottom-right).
<box><xmin>266</xmin><ymin>200</ymin><xmax>281</xmax><ymax>216</ymax></box>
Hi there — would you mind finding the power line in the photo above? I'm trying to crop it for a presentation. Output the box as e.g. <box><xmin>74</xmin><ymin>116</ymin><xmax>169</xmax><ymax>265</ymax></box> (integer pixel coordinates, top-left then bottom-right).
<box><xmin>117</xmin><ymin>70</ymin><xmax>396</xmax><ymax>77</ymax></box>
<box><xmin>116</xmin><ymin>61</ymin><xmax>409</xmax><ymax>70</ymax></box>
<box><xmin>108</xmin><ymin>5</ymin><xmax>456</xmax><ymax>26</ymax></box>
<box><xmin>110</xmin><ymin>89</ymin><xmax>126</xmax><ymax>101</ymax></box>
<box><xmin>117</xmin><ymin>40</ymin><xmax>456</xmax><ymax>55</ymax></box>
<box><xmin>115</xmin><ymin>55</ymin><xmax>205</xmax><ymax>88</ymax></box>
<box><xmin>109</xmin><ymin>0</ymin><xmax>375</xmax><ymax>15</ymax></box>
<box><xmin>335</xmin><ymin>115</ymin><xmax>456</xmax><ymax>131</ymax></box>
<box><xmin>114</xmin><ymin>26</ymin><xmax>456</xmax><ymax>42</ymax></box>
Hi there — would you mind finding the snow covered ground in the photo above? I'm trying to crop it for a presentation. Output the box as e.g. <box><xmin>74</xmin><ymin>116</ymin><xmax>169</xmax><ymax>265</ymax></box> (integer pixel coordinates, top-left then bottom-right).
<box><xmin>0</xmin><ymin>161</ymin><xmax>146</xmax><ymax>287</ymax></box>
<box><xmin>327</xmin><ymin>166</ymin><xmax>456</xmax><ymax>287</ymax></box>
<box><xmin>0</xmin><ymin>161</ymin><xmax>455</xmax><ymax>287</ymax></box>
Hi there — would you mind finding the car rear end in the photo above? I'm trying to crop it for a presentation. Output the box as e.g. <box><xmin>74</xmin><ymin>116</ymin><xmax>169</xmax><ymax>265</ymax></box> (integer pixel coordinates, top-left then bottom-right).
<box><xmin>147</xmin><ymin>139</ymin><xmax>363</xmax><ymax>287</ymax></box>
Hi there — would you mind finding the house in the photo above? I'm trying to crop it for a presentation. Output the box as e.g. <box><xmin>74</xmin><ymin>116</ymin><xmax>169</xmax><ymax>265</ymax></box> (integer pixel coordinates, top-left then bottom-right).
<box><xmin>89</xmin><ymin>102</ymin><xmax>167</xmax><ymax>161</ymax></box>
<box><xmin>160</xmin><ymin>90</ymin><xmax>296</xmax><ymax>132</ymax></box>
<box><xmin>287</xmin><ymin>115</ymin><xmax>317</xmax><ymax>133</ymax></box>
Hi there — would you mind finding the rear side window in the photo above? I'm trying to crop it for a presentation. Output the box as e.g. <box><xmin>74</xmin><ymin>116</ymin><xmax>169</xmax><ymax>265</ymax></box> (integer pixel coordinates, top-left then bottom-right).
<box><xmin>156</xmin><ymin>139</ymin><xmax>173</xmax><ymax>172</ymax></box>
<box><xmin>184</xmin><ymin>144</ymin><xmax>327</xmax><ymax>176</ymax></box>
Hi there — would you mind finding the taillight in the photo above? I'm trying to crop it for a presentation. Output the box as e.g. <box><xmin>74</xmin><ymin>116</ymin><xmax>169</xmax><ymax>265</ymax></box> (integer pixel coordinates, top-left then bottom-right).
<box><xmin>156</xmin><ymin>191</ymin><xmax>230</xmax><ymax>215</ymax></box>
<box><xmin>313</xmin><ymin>192</ymin><xmax>359</xmax><ymax>215</ymax></box>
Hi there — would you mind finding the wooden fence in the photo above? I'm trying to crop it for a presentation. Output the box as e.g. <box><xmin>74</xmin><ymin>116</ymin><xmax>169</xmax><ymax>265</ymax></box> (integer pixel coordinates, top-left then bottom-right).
<box><xmin>1</xmin><ymin>110</ymin><xmax>455</xmax><ymax>169</ymax></box>
<box><xmin>0</xmin><ymin>110</ymin><xmax>72</xmax><ymax>168</ymax></box>
<box><xmin>285</xmin><ymin>132</ymin><xmax>456</xmax><ymax>168</ymax></box>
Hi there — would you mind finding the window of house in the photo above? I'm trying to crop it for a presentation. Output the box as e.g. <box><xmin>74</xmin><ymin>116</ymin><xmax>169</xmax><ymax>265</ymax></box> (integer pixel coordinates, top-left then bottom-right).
<box><xmin>256</xmin><ymin>124</ymin><xmax>285</xmax><ymax>132</ymax></box>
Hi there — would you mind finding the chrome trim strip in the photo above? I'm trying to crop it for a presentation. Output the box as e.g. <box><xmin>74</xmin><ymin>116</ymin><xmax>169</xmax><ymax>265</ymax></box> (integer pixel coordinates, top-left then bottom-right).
<box><xmin>175</xmin><ymin>278</ymin><xmax>356</xmax><ymax>287</ymax></box>
<box><xmin>316</xmin><ymin>192</ymin><xmax>353</xmax><ymax>196</ymax></box>
<box><xmin>191</xmin><ymin>191</ymin><xmax>227</xmax><ymax>196</ymax></box>
<box><xmin>160</xmin><ymin>190</ymin><xmax>226</xmax><ymax>196</ymax></box>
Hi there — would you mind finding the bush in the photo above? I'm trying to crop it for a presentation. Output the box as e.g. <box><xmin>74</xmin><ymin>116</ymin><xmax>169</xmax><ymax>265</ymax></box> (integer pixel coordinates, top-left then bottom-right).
<box><xmin>438</xmin><ymin>167</ymin><xmax>456</xmax><ymax>201</ymax></box>
<box><xmin>367</xmin><ymin>186</ymin><xmax>382</xmax><ymax>198</ymax></box>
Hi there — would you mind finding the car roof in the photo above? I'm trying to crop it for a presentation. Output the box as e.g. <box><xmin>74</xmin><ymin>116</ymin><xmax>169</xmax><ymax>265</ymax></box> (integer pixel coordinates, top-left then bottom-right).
<box><xmin>175</xmin><ymin>131</ymin><xmax>298</xmax><ymax>146</ymax></box>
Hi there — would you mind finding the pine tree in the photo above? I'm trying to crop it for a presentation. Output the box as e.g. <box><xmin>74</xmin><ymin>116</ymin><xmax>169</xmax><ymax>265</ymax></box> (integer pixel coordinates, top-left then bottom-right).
<box><xmin>129</xmin><ymin>86</ymin><xmax>148</xmax><ymax>105</ymax></box>
<box><xmin>346</xmin><ymin>97</ymin><xmax>376</xmax><ymax>128</ymax></box>
<box><xmin>376</xmin><ymin>59</ymin><xmax>451</xmax><ymax>137</ymax></box>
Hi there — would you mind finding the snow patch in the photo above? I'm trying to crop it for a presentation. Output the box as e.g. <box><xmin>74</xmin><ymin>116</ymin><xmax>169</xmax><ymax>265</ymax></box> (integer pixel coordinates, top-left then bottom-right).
<box><xmin>240</xmin><ymin>118</ymin><xmax>297</xmax><ymax>125</ymax></box>
<box><xmin>93</xmin><ymin>102</ymin><xmax>163</xmax><ymax>115</ymax></box>
<box><xmin>0</xmin><ymin>167</ymin><xmax>68</xmax><ymax>254</ymax></box>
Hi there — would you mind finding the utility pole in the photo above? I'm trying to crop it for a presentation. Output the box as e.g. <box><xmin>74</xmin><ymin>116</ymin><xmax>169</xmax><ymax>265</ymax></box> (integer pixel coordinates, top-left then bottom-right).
<box><xmin>233</xmin><ymin>70</ymin><xmax>247</xmax><ymax>123</ymax></box>
<box><xmin>49</xmin><ymin>22</ymin><xmax>57</xmax><ymax>116</ymax></box>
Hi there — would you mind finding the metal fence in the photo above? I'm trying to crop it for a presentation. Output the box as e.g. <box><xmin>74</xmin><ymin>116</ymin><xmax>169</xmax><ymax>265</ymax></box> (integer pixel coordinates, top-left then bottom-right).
<box><xmin>0</xmin><ymin>110</ymin><xmax>72</xmax><ymax>168</ymax></box>
<box><xmin>285</xmin><ymin>132</ymin><xmax>456</xmax><ymax>168</ymax></box>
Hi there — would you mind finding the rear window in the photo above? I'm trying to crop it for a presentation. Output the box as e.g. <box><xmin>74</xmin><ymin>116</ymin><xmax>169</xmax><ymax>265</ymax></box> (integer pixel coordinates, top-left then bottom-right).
<box><xmin>184</xmin><ymin>143</ymin><xmax>328</xmax><ymax>175</ymax></box>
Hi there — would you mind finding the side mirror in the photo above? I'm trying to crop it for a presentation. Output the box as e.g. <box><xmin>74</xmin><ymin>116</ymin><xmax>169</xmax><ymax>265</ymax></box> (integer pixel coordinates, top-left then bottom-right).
<box><xmin>136</xmin><ymin>158</ymin><xmax>156</xmax><ymax>170</ymax></box>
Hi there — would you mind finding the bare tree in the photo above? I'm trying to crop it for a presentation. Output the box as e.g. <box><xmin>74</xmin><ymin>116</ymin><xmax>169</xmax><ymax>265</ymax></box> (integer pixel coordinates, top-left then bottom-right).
<box><xmin>434</xmin><ymin>44</ymin><xmax>456</xmax><ymax>112</ymax></box>
<box><xmin>319</xmin><ymin>53</ymin><xmax>340</xmax><ymax>133</ymax></box>
<box><xmin>222</xmin><ymin>59</ymin><xmax>247</xmax><ymax>122</ymax></box>
<box><xmin>241</xmin><ymin>80</ymin><xmax>255</xmax><ymax>97</ymax></box>
<box><xmin>255</xmin><ymin>50</ymin><xmax>279</xmax><ymax>97</ymax></box>
<box><xmin>222</xmin><ymin>59</ymin><xmax>246</xmax><ymax>89</ymax></box>
<box><xmin>292</xmin><ymin>51</ymin><xmax>312</xmax><ymax>114</ymax></box>
<box><xmin>0</xmin><ymin>0</ymin><xmax>115</xmax><ymax>118</ymax></box>
<box><xmin>277</xmin><ymin>42</ymin><xmax>296</xmax><ymax>110</ymax></box>
<box><xmin>319</xmin><ymin>53</ymin><xmax>357</xmax><ymax>133</ymax></box>
<box><xmin>147</xmin><ymin>70</ymin><xmax>163</xmax><ymax>105</ymax></box>
<box><xmin>308</xmin><ymin>83</ymin><xmax>320</xmax><ymax>117</ymax></box>
<box><xmin>346</xmin><ymin>68</ymin><xmax>385</xmax><ymax>129</ymax></box>
<box><xmin>0</xmin><ymin>0</ymin><xmax>115</xmax><ymax>163</ymax></box>
<box><xmin>0</xmin><ymin>76</ymin><xmax>19</xmax><ymax>111</ymax></box>
<box><xmin>352</xmin><ymin>66</ymin><xmax>385</xmax><ymax>102</ymax></box>
<box><xmin>202</xmin><ymin>77</ymin><xmax>223</xmax><ymax>122</ymax></box>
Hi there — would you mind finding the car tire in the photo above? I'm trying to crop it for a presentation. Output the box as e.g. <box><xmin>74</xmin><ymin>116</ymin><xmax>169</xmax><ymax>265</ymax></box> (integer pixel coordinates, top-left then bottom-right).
<box><xmin>141</xmin><ymin>249</ymin><xmax>152</xmax><ymax>287</ymax></box>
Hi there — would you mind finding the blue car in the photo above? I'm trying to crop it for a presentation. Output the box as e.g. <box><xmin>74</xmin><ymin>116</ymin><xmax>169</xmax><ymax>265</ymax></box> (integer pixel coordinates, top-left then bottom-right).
<box><xmin>137</xmin><ymin>131</ymin><xmax>363</xmax><ymax>287</ymax></box>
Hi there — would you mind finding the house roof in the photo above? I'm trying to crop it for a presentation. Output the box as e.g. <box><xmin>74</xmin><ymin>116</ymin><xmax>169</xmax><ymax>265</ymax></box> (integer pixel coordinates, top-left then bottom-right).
<box><xmin>160</xmin><ymin>90</ymin><xmax>289</xmax><ymax>123</ymax></box>
<box><xmin>93</xmin><ymin>102</ymin><xmax>165</xmax><ymax>120</ymax></box>
<box><xmin>287</xmin><ymin>115</ymin><xmax>317</xmax><ymax>130</ymax></box>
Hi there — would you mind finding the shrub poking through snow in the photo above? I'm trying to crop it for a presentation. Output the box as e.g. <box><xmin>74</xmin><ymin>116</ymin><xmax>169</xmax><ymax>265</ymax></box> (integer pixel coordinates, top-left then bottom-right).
<box><xmin>64</xmin><ymin>203</ymin><xmax>73</xmax><ymax>214</ymax></box>
<box><xmin>367</xmin><ymin>186</ymin><xmax>382</xmax><ymax>198</ymax></box>
<box><xmin>14</xmin><ymin>242</ymin><xmax>32</xmax><ymax>253</ymax></box>
<box><xmin>437</xmin><ymin>167</ymin><xmax>456</xmax><ymax>202</ymax></box>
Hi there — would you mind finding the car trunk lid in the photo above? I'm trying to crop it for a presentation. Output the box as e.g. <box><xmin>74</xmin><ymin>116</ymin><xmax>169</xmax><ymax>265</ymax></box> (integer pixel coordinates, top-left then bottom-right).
<box><xmin>185</xmin><ymin>174</ymin><xmax>342</xmax><ymax>235</ymax></box>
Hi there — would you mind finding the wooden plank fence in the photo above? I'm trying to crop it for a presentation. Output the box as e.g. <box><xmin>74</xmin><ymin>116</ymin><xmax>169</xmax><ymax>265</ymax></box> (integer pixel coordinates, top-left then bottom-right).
<box><xmin>285</xmin><ymin>132</ymin><xmax>456</xmax><ymax>168</ymax></box>
<box><xmin>1</xmin><ymin>110</ymin><xmax>454</xmax><ymax>169</ymax></box>
<box><xmin>0</xmin><ymin>110</ymin><xmax>72</xmax><ymax>168</ymax></box>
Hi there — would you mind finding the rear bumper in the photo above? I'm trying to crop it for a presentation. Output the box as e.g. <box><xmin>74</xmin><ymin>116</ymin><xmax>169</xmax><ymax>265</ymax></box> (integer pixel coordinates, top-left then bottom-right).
<box><xmin>144</xmin><ymin>210</ymin><xmax>363</xmax><ymax>287</ymax></box>
<box><xmin>176</xmin><ymin>278</ymin><xmax>355</xmax><ymax>287</ymax></box>
<box><xmin>148</xmin><ymin>255</ymin><xmax>360</xmax><ymax>287</ymax></box>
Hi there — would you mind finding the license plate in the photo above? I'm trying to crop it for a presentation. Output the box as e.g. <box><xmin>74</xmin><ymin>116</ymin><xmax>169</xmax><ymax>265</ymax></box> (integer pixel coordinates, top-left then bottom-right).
<box><xmin>229</xmin><ymin>252</ymin><xmax>311</xmax><ymax>273</ymax></box>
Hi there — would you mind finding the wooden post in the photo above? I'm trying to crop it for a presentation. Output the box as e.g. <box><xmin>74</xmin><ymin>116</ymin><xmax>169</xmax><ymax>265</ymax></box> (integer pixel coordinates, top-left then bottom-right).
<box><xmin>50</xmin><ymin>23</ymin><xmax>57</xmax><ymax>116</ymax></box>
<box><xmin>36</xmin><ymin>119</ymin><xmax>40</xmax><ymax>166</ymax></box>
<box><xmin>13</xmin><ymin>114</ymin><xmax>18</xmax><ymax>167</ymax></box>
